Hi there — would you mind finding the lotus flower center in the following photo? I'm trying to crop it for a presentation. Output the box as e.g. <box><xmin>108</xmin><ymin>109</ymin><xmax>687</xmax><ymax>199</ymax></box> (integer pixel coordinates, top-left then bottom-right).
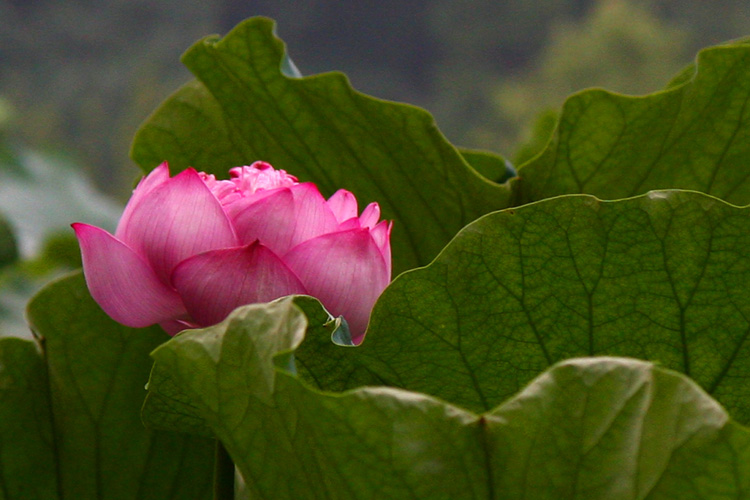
<box><xmin>200</xmin><ymin>161</ymin><xmax>299</xmax><ymax>206</ymax></box>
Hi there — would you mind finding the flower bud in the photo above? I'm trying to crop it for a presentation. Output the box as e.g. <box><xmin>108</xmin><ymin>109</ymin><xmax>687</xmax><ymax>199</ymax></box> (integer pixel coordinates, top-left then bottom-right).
<box><xmin>73</xmin><ymin>162</ymin><xmax>391</xmax><ymax>343</ymax></box>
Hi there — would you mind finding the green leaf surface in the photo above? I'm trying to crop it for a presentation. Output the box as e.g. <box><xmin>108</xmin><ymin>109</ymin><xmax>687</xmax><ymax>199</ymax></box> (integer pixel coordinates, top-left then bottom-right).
<box><xmin>144</xmin><ymin>299</ymin><xmax>750</xmax><ymax>499</ymax></box>
<box><xmin>359</xmin><ymin>190</ymin><xmax>750</xmax><ymax>423</ymax></box>
<box><xmin>26</xmin><ymin>272</ymin><xmax>214</xmax><ymax>500</ymax></box>
<box><xmin>0</xmin><ymin>337</ymin><xmax>56</xmax><ymax>500</ymax></box>
<box><xmin>511</xmin><ymin>108</ymin><xmax>558</xmax><ymax>166</ymax></box>
<box><xmin>516</xmin><ymin>44</ymin><xmax>750</xmax><ymax>205</ymax></box>
<box><xmin>130</xmin><ymin>17</ymin><xmax>510</xmax><ymax>275</ymax></box>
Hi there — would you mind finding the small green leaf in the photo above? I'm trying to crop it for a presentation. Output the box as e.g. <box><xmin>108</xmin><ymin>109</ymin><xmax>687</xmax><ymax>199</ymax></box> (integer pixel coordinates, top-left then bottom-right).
<box><xmin>131</xmin><ymin>17</ymin><xmax>510</xmax><ymax>275</ymax></box>
<box><xmin>360</xmin><ymin>190</ymin><xmax>750</xmax><ymax>422</ymax></box>
<box><xmin>516</xmin><ymin>44</ymin><xmax>750</xmax><ymax>205</ymax></box>
<box><xmin>0</xmin><ymin>214</ymin><xmax>17</xmax><ymax>269</ymax></box>
<box><xmin>459</xmin><ymin>148</ymin><xmax>515</xmax><ymax>184</ymax></box>
<box><xmin>26</xmin><ymin>272</ymin><xmax>214</xmax><ymax>500</ymax></box>
<box><xmin>0</xmin><ymin>337</ymin><xmax>57</xmax><ymax>500</ymax></box>
<box><xmin>37</xmin><ymin>232</ymin><xmax>82</xmax><ymax>270</ymax></box>
<box><xmin>145</xmin><ymin>300</ymin><xmax>750</xmax><ymax>499</ymax></box>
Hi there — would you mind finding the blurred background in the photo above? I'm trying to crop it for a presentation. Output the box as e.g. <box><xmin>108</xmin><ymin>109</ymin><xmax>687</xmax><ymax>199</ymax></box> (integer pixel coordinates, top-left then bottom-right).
<box><xmin>1</xmin><ymin>0</ymin><xmax>750</xmax><ymax>337</ymax></box>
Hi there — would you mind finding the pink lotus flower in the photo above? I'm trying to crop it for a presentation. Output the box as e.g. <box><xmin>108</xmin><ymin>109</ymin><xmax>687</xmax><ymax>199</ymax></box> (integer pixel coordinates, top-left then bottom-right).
<box><xmin>73</xmin><ymin>161</ymin><xmax>391</xmax><ymax>343</ymax></box>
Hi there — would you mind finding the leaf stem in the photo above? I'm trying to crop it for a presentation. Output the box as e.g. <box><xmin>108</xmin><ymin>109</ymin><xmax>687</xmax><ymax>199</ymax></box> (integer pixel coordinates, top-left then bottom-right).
<box><xmin>213</xmin><ymin>440</ymin><xmax>234</xmax><ymax>500</ymax></box>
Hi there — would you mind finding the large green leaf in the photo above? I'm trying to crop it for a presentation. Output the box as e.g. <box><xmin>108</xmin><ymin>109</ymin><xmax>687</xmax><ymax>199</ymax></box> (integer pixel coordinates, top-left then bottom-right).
<box><xmin>144</xmin><ymin>299</ymin><xmax>750</xmax><ymax>499</ymax></box>
<box><xmin>145</xmin><ymin>300</ymin><xmax>488</xmax><ymax>499</ymax></box>
<box><xmin>130</xmin><ymin>17</ymin><xmax>510</xmax><ymax>275</ymax></box>
<box><xmin>357</xmin><ymin>190</ymin><xmax>750</xmax><ymax>423</ymax></box>
<box><xmin>25</xmin><ymin>272</ymin><xmax>214</xmax><ymax>500</ymax></box>
<box><xmin>516</xmin><ymin>44</ymin><xmax>750</xmax><ymax>205</ymax></box>
<box><xmin>0</xmin><ymin>338</ymin><xmax>56</xmax><ymax>500</ymax></box>
<box><xmin>487</xmin><ymin>357</ymin><xmax>750</xmax><ymax>499</ymax></box>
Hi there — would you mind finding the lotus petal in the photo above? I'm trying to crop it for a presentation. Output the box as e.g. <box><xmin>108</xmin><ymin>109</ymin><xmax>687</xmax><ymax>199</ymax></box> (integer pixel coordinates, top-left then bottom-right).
<box><xmin>233</xmin><ymin>183</ymin><xmax>338</xmax><ymax>255</ymax></box>
<box><xmin>284</xmin><ymin>228</ymin><xmax>390</xmax><ymax>343</ymax></box>
<box><xmin>73</xmin><ymin>223</ymin><xmax>186</xmax><ymax>327</ymax></box>
<box><xmin>116</xmin><ymin>168</ymin><xmax>238</xmax><ymax>283</ymax></box>
<box><xmin>327</xmin><ymin>189</ymin><xmax>358</xmax><ymax>223</ymax></box>
<box><xmin>172</xmin><ymin>242</ymin><xmax>307</xmax><ymax>326</ymax></box>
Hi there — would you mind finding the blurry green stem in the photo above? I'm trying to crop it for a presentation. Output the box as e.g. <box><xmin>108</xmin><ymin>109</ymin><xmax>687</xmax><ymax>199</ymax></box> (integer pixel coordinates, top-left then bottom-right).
<box><xmin>214</xmin><ymin>440</ymin><xmax>234</xmax><ymax>500</ymax></box>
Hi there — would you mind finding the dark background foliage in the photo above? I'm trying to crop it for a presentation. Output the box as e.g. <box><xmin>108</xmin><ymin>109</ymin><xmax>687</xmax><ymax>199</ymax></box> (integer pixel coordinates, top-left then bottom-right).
<box><xmin>2</xmin><ymin>0</ymin><xmax>750</xmax><ymax>198</ymax></box>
